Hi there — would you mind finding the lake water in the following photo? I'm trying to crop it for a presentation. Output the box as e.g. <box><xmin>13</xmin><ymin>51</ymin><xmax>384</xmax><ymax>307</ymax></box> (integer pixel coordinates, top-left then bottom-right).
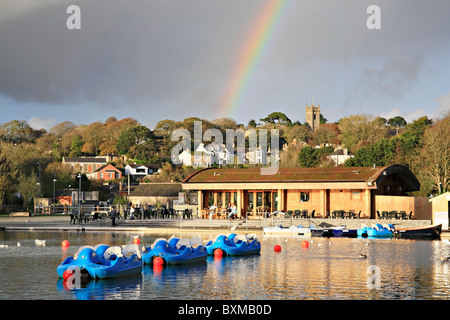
<box><xmin>1</xmin><ymin>229</ymin><xmax>450</xmax><ymax>300</ymax></box>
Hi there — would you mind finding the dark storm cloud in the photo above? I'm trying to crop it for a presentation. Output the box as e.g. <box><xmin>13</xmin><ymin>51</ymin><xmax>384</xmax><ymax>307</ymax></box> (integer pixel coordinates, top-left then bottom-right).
<box><xmin>0</xmin><ymin>0</ymin><xmax>449</xmax><ymax>125</ymax></box>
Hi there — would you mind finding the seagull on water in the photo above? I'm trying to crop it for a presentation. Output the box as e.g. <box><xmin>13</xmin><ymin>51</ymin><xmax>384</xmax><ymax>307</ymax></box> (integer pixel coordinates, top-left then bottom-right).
<box><xmin>35</xmin><ymin>239</ymin><xmax>46</xmax><ymax>246</ymax></box>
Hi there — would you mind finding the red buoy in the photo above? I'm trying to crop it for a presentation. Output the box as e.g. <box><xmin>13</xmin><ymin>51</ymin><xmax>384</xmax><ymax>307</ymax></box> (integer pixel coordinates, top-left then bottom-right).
<box><xmin>61</xmin><ymin>240</ymin><xmax>70</xmax><ymax>248</ymax></box>
<box><xmin>274</xmin><ymin>245</ymin><xmax>281</xmax><ymax>252</ymax></box>
<box><xmin>62</xmin><ymin>269</ymin><xmax>73</xmax><ymax>281</ymax></box>
<box><xmin>301</xmin><ymin>240</ymin><xmax>309</xmax><ymax>248</ymax></box>
<box><xmin>133</xmin><ymin>237</ymin><xmax>140</xmax><ymax>245</ymax></box>
<box><xmin>214</xmin><ymin>249</ymin><xmax>223</xmax><ymax>257</ymax></box>
<box><xmin>153</xmin><ymin>256</ymin><xmax>164</xmax><ymax>266</ymax></box>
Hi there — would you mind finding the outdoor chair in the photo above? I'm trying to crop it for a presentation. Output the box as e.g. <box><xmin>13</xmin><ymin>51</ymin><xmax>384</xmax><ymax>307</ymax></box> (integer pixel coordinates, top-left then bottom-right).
<box><xmin>310</xmin><ymin>210</ymin><xmax>315</xmax><ymax>218</ymax></box>
<box><xmin>388</xmin><ymin>211</ymin><xmax>398</xmax><ymax>219</ymax></box>
<box><xmin>294</xmin><ymin>210</ymin><xmax>301</xmax><ymax>218</ymax></box>
<box><xmin>382</xmin><ymin>211</ymin><xmax>388</xmax><ymax>219</ymax></box>
<box><xmin>286</xmin><ymin>210</ymin><xmax>293</xmax><ymax>218</ymax></box>
<box><xmin>302</xmin><ymin>210</ymin><xmax>309</xmax><ymax>218</ymax></box>
<box><xmin>348</xmin><ymin>210</ymin><xmax>355</xmax><ymax>219</ymax></box>
<box><xmin>399</xmin><ymin>211</ymin><xmax>406</xmax><ymax>220</ymax></box>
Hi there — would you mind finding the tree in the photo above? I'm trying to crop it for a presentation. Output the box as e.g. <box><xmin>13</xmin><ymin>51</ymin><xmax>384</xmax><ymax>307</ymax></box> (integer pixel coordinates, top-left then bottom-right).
<box><xmin>311</xmin><ymin>123</ymin><xmax>340</xmax><ymax>146</ymax></box>
<box><xmin>99</xmin><ymin>117</ymin><xmax>139</xmax><ymax>155</ymax></box>
<box><xmin>280</xmin><ymin>144</ymin><xmax>302</xmax><ymax>168</ymax></box>
<box><xmin>417</xmin><ymin>114</ymin><xmax>450</xmax><ymax>194</ymax></box>
<box><xmin>260</xmin><ymin>112</ymin><xmax>292</xmax><ymax>125</ymax></box>
<box><xmin>148</xmin><ymin>162</ymin><xmax>197</xmax><ymax>182</ymax></box>
<box><xmin>388</xmin><ymin>116</ymin><xmax>407</xmax><ymax>128</ymax></box>
<box><xmin>17</xmin><ymin>171</ymin><xmax>39</xmax><ymax>211</ymax></box>
<box><xmin>81</xmin><ymin>122</ymin><xmax>105</xmax><ymax>155</ymax></box>
<box><xmin>247</xmin><ymin>119</ymin><xmax>258</xmax><ymax>128</ymax></box>
<box><xmin>345</xmin><ymin>138</ymin><xmax>396</xmax><ymax>167</ymax></box>
<box><xmin>338</xmin><ymin>114</ymin><xmax>388</xmax><ymax>152</ymax></box>
<box><xmin>211</xmin><ymin>117</ymin><xmax>238</xmax><ymax>132</ymax></box>
<box><xmin>0</xmin><ymin>120</ymin><xmax>44</xmax><ymax>144</ymax></box>
<box><xmin>117</xmin><ymin>125</ymin><xmax>157</xmax><ymax>161</ymax></box>
<box><xmin>284</xmin><ymin>125</ymin><xmax>311</xmax><ymax>144</ymax></box>
<box><xmin>70</xmin><ymin>134</ymin><xmax>84</xmax><ymax>157</ymax></box>
<box><xmin>298</xmin><ymin>146</ymin><xmax>333</xmax><ymax>167</ymax></box>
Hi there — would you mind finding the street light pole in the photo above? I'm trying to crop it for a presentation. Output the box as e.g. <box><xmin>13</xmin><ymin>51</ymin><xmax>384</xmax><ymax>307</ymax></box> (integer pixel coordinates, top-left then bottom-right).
<box><xmin>77</xmin><ymin>174</ymin><xmax>82</xmax><ymax>218</ymax></box>
<box><xmin>53</xmin><ymin>178</ymin><xmax>57</xmax><ymax>214</ymax></box>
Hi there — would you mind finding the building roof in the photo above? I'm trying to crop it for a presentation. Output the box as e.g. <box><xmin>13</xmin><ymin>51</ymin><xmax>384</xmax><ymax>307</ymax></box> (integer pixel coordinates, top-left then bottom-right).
<box><xmin>183</xmin><ymin>166</ymin><xmax>388</xmax><ymax>184</ymax></box>
<box><xmin>126</xmin><ymin>163</ymin><xmax>162</xmax><ymax>169</ymax></box>
<box><xmin>429</xmin><ymin>191</ymin><xmax>450</xmax><ymax>202</ymax></box>
<box><xmin>63</xmin><ymin>157</ymin><xmax>106</xmax><ymax>163</ymax></box>
<box><xmin>93</xmin><ymin>163</ymin><xmax>121</xmax><ymax>173</ymax></box>
<box><xmin>129</xmin><ymin>183</ymin><xmax>182</xmax><ymax>197</ymax></box>
<box><xmin>182</xmin><ymin>165</ymin><xmax>420</xmax><ymax>191</ymax></box>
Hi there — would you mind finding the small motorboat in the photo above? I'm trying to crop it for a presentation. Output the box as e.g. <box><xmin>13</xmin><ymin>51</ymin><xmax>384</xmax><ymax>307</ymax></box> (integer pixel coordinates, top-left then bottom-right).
<box><xmin>205</xmin><ymin>233</ymin><xmax>261</xmax><ymax>256</ymax></box>
<box><xmin>394</xmin><ymin>224</ymin><xmax>442</xmax><ymax>240</ymax></box>
<box><xmin>142</xmin><ymin>236</ymin><xmax>208</xmax><ymax>265</ymax></box>
<box><xmin>309</xmin><ymin>222</ymin><xmax>357</xmax><ymax>238</ymax></box>
<box><xmin>57</xmin><ymin>244</ymin><xmax>142</xmax><ymax>280</ymax></box>
<box><xmin>263</xmin><ymin>225</ymin><xmax>312</xmax><ymax>236</ymax></box>
<box><xmin>341</xmin><ymin>227</ymin><xmax>358</xmax><ymax>238</ymax></box>
<box><xmin>310</xmin><ymin>223</ymin><xmax>347</xmax><ymax>237</ymax></box>
<box><xmin>366</xmin><ymin>224</ymin><xmax>394</xmax><ymax>238</ymax></box>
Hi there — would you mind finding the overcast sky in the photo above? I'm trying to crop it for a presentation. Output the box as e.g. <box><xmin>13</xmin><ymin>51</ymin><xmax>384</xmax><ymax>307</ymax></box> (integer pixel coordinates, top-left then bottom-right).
<box><xmin>1</xmin><ymin>0</ymin><xmax>449</xmax><ymax>130</ymax></box>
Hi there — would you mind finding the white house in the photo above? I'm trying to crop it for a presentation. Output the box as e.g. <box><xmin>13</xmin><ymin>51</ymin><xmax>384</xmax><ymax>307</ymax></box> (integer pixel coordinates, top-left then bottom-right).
<box><xmin>328</xmin><ymin>148</ymin><xmax>354</xmax><ymax>166</ymax></box>
<box><xmin>174</xmin><ymin>143</ymin><xmax>236</xmax><ymax>167</ymax></box>
<box><xmin>124</xmin><ymin>164</ymin><xmax>161</xmax><ymax>181</ymax></box>
<box><xmin>246</xmin><ymin>146</ymin><xmax>265</xmax><ymax>164</ymax></box>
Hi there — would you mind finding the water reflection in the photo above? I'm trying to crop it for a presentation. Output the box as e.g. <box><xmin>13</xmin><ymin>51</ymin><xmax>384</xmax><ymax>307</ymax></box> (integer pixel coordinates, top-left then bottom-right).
<box><xmin>56</xmin><ymin>273</ymin><xmax>143</xmax><ymax>300</ymax></box>
<box><xmin>2</xmin><ymin>230</ymin><xmax>450</xmax><ymax>299</ymax></box>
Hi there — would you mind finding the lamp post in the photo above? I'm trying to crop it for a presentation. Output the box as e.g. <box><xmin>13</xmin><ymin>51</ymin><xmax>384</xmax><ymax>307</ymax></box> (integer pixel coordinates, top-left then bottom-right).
<box><xmin>77</xmin><ymin>174</ymin><xmax>82</xmax><ymax>218</ymax></box>
<box><xmin>53</xmin><ymin>179</ymin><xmax>57</xmax><ymax>214</ymax></box>
<box><xmin>77</xmin><ymin>174</ymin><xmax>81</xmax><ymax>205</ymax></box>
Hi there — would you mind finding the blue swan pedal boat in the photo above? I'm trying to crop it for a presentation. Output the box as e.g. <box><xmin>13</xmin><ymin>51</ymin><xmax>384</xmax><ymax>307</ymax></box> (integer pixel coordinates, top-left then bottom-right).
<box><xmin>359</xmin><ymin>223</ymin><xmax>394</xmax><ymax>238</ymax></box>
<box><xmin>205</xmin><ymin>233</ymin><xmax>261</xmax><ymax>256</ymax></box>
<box><xmin>142</xmin><ymin>236</ymin><xmax>208</xmax><ymax>265</ymax></box>
<box><xmin>57</xmin><ymin>244</ymin><xmax>142</xmax><ymax>279</ymax></box>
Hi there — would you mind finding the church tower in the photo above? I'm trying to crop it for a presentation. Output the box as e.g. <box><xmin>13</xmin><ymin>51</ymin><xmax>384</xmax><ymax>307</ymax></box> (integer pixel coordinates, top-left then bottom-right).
<box><xmin>305</xmin><ymin>102</ymin><xmax>321</xmax><ymax>131</ymax></box>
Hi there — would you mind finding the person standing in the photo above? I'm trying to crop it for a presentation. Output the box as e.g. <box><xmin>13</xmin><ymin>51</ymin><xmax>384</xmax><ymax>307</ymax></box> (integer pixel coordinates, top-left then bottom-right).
<box><xmin>110</xmin><ymin>206</ymin><xmax>117</xmax><ymax>227</ymax></box>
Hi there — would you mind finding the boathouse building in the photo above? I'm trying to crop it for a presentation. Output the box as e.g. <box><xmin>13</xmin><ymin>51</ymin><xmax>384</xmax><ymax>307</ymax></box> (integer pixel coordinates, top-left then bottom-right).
<box><xmin>181</xmin><ymin>165</ymin><xmax>430</xmax><ymax>220</ymax></box>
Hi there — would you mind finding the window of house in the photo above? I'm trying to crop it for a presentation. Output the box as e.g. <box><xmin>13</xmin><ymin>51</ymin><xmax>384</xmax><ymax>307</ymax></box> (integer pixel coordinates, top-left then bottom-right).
<box><xmin>100</xmin><ymin>173</ymin><xmax>103</xmax><ymax>178</ymax></box>
<box><xmin>300</xmin><ymin>192</ymin><xmax>310</xmax><ymax>202</ymax></box>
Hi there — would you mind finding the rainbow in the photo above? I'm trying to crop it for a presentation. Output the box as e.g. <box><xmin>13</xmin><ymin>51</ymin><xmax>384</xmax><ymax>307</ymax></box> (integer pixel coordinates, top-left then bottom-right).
<box><xmin>217</xmin><ymin>0</ymin><xmax>290</xmax><ymax>119</ymax></box>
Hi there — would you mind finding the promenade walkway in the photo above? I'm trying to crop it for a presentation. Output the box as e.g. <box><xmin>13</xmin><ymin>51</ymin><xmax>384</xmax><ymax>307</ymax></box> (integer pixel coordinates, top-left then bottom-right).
<box><xmin>0</xmin><ymin>215</ymin><xmax>436</xmax><ymax>234</ymax></box>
